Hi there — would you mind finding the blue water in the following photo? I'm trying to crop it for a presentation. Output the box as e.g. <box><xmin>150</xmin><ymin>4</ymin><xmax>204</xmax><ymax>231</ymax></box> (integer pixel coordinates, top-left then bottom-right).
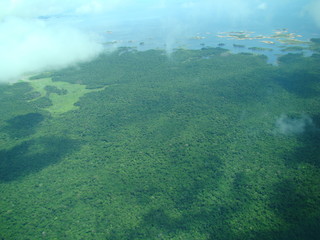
<box><xmin>98</xmin><ymin>14</ymin><xmax>318</xmax><ymax>66</ymax></box>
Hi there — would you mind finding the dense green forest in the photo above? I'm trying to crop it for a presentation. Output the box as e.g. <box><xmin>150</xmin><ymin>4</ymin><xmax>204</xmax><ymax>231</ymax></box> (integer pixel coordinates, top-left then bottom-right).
<box><xmin>0</xmin><ymin>46</ymin><xmax>320</xmax><ymax>239</ymax></box>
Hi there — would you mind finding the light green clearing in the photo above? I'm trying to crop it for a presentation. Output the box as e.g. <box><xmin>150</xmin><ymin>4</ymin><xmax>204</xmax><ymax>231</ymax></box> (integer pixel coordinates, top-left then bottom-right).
<box><xmin>27</xmin><ymin>78</ymin><xmax>107</xmax><ymax>116</ymax></box>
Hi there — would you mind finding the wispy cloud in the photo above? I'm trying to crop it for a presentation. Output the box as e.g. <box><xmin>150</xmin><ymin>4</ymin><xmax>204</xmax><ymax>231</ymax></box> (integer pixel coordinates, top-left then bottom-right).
<box><xmin>275</xmin><ymin>114</ymin><xmax>314</xmax><ymax>135</ymax></box>
<box><xmin>258</xmin><ymin>3</ymin><xmax>267</xmax><ymax>10</ymax></box>
<box><xmin>0</xmin><ymin>0</ymin><xmax>106</xmax><ymax>83</ymax></box>
<box><xmin>304</xmin><ymin>0</ymin><xmax>320</xmax><ymax>27</ymax></box>
<box><xmin>0</xmin><ymin>17</ymin><xmax>103</xmax><ymax>83</ymax></box>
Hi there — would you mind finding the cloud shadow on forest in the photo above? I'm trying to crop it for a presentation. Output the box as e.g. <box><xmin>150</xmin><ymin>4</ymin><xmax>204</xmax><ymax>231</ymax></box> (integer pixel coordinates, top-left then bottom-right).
<box><xmin>3</xmin><ymin>113</ymin><xmax>45</xmax><ymax>138</ymax></box>
<box><xmin>105</xmin><ymin>155</ymin><xmax>257</xmax><ymax>240</ymax></box>
<box><xmin>282</xmin><ymin>113</ymin><xmax>320</xmax><ymax>168</ymax></box>
<box><xmin>0</xmin><ymin>136</ymin><xmax>81</xmax><ymax>182</ymax></box>
<box><xmin>275</xmin><ymin>54</ymin><xmax>320</xmax><ymax>98</ymax></box>
<box><xmin>267</xmin><ymin>179</ymin><xmax>320</xmax><ymax>240</ymax></box>
<box><xmin>265</xmin><ymin>114</ymin><xmax>320</xmax><ymax>240</ymax></box>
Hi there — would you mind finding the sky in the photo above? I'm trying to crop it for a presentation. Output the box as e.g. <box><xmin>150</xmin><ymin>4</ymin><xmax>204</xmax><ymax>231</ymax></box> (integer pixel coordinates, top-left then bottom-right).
<box><xmin>0</xmin><ymin>0</ymin><xmax>319</xmax><ymax>83</ymax></box>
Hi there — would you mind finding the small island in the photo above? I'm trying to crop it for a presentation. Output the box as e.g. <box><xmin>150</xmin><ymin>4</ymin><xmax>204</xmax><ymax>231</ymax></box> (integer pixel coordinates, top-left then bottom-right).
<box><xmin>248</xmin><ymin>47</ymin><xmax>273</xmax><ymax>52</ymax></box>
<box><xmin>216</xmin><ymin>29</ymin><xmax>308</xmax><ymax>46</ymax></box>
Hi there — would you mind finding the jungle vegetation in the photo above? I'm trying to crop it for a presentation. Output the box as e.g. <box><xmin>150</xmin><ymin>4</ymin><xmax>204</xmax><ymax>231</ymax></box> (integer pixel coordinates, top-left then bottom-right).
<box><xmin>0</xmin><ymin>46</ymin><xmax>319</xmax><ymax>240</ymax></box>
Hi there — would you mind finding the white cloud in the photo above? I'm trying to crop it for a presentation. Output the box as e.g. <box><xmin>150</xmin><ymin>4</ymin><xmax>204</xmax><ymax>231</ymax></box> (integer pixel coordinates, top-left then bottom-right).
<box><xmin>275</xmin><ymin>114</ymin><xmax>313</xmax><ymax>135</ymax></box>
<box><xmin>0</xmin><ymin>0</ymin><xmax>104</xmax><ymax>83</ymax></box>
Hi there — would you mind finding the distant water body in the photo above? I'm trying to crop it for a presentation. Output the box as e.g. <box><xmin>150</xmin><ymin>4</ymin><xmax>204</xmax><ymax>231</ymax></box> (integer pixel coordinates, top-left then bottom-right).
<box><xmin>100</xmin><ymin>15</ymin><xmax>319</xmax><ymax>65</ymax></box>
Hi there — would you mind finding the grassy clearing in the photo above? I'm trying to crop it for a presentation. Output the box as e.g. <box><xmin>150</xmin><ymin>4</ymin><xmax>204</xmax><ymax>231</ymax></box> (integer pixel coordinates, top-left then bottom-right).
<box><xmin>26</xmin><ymin>77</ymin><xmax>107</xmax><ymax>116</ymax></box>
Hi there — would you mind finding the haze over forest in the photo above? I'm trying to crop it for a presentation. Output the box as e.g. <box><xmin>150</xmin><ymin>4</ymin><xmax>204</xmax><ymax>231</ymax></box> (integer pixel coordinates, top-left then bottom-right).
<box><xmin>1</xmin><ymin>0</ymin><xmax>320</xmax><ymax>82</ymax></box>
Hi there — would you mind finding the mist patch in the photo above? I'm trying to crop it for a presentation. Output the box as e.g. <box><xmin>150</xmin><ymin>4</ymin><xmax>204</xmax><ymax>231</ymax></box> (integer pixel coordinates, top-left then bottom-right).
<box><xmin>275</xmin><ymin>114</ymin><xmax>314</xmax><ymax>135</ymax></box>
